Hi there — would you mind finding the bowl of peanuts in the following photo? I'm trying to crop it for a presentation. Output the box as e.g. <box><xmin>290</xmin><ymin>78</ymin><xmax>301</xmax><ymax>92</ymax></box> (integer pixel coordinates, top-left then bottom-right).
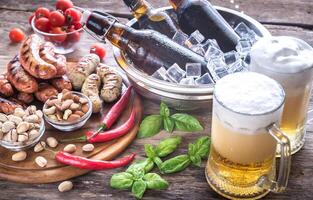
<box><xmin>0</xmin><ymin>106</ymin><xmax>45</xmax><ymax>151</ymax></box>
<box><xmin>43</xmin><ymin>90</ymin><xmax>92</xmax><ymax>132</ymax></box>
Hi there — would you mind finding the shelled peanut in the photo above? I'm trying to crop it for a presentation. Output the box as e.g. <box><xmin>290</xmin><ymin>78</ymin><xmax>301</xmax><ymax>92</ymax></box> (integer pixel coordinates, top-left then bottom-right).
<box><xmin>43</xmin><ymin>89</ymin><xmax>90</xmax><ymax>123</ymax></box>
<box><xmin>0</xmin><ymin>106</ymin><xmax>43</xmax><ymax>145</ymax></box>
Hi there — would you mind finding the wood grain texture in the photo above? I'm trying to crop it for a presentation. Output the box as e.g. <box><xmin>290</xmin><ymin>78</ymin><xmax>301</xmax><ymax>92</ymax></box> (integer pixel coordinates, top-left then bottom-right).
<box><xmin>0</xmin><ymin>0</ymin><xmax>312</xmax><ymax>199</ymax></box>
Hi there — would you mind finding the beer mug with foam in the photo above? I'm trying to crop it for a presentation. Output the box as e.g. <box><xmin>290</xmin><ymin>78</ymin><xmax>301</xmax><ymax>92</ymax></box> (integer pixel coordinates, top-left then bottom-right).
<box><xmin>206</xmin><ymin>72</ymin><xmax>291</xmax><ymax>200</ymax></box>
<box><xmin>250</xmin><ymin>36</ymin><xmax>313</xmax><ymax>154</ymax></box>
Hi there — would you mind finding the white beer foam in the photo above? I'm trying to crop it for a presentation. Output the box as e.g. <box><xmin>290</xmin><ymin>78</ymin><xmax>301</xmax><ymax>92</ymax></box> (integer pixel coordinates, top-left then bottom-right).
<box><xmin>214</xmin><ymin>72</ymin><xmax>285</xmax><ymax>134</ymax></box>
<box><xmin>250</xmin><ymin>36</ymin><xmax>313</xmax><ymax>73</ymax></box>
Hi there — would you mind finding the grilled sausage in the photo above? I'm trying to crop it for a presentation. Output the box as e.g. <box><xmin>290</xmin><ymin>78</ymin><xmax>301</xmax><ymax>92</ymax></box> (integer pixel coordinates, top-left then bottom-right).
<box><xmin>35</xmin><ymin>83</ymin><xmax>58</xmax><ymax>103</ymax></box>
<box><xmin>50</xmin><ymin>75</ymin><xmax>73</xmax><ymax>92</ymax></box>
<box><xmin>17</xmin><ymin>92</ymin><xmax>34</xmax><ymax>104</ymax></box>
<box><xmin>19</xmin><ymin>34</ymin><xmax>57</xmax><ymax>79</ymax></box>
<box><xmin>0</xmin><ymin>97</ymin><xmax>23</xmax><ymax>114</ymax></box>
<box><xmin>0</xmin><ymin>74</ymin><xmax>14</xmax><ymax>97</ymax></box>
<box><xmin>7</xmin><ymin>55</ymin><xmax>39</xmax><ymax>94</ymax></box>
<box><xmin>66</xmin><ymin>54</ymin><xmax>100</xmax><ymax>90</ymax></box>
<box><xmin>97</xmin><ymin>64</ymin><xmax>122</xmax><ymax>103</ymax></box>
<box><xmin>81</xmin><ymin>74</ymin><xmax>102</xmax><ymax>113</ymax></box>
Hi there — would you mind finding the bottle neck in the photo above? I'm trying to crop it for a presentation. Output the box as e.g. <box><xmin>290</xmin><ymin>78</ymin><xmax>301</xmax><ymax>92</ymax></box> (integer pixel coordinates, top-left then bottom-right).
<box><xmin>130</xmin><ymin>0</ymin><xmax>152</xmax><ymax>19</ymax></box>
<box><xmin>169</xmin><ymin>0</ymin><xmax>184</xmax><ymax>10</ymax></box>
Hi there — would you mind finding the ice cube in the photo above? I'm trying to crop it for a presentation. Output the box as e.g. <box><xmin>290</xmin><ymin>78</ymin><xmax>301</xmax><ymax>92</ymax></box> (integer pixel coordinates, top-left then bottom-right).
<box><xmin>190</xmin><ymin>44</ymin><xmax>206</xmax><ymax>56</ymax></box>
<box><xmin>201</xmin><ymin>39</ymin><xmax>220</xmax><ymax>52</ymax></box>
<box><xmin>195</xmin><ymin>73</ymin><xmax>214</xmax><ymax>85</ymax></box>
<box><xmin>204</xmin><ymin>46</ymin><xmax>224</xmax><ymax>61</ymax></box>
<box><xmin>172</xmin><ymin>31</ymin><xmax>189</xmax><ymax>46</ymax></box>
<box><xmin>152</xmin><ymin>67</ymin><xmax>168</xmax><ymax>81</ymax></box>
<box><xmin>236</xmin><ymin>39</ymin><xmax>252</xmax><ymax>57</ymax></box>
<box><xmin>234</xmin><ymin>22</ymin><xmax>260</xmax><ymax>44</ymax></box>
<box><xmin>185</xmin><ymin>30</ymin><xmax>205</xmax><ymax>48</ymax></box>
<box><xmin>186</xmin><ymin>63</ymin><xmax>202</xmax><ymax>78</ymax></box>
<box><xmin>224</xmin><ymin>50</ymin><xmax>240</xmax><ymax>65</ymax></box>
<box><xmin>227</xmin><ymin>60</ymin><xmax>248</xmax><ymax>73</ymax></box>
<box><xmin>244</xmin><ymin>30</ymin><xmax>260</xmax><ymax>44</ymax></box>
<box><xmin>166</xmin><ymin>63</ymin><xmax>186</xmax><ymax>83</ymax></box>
<box><xmin>207</xmin><ymin>60</ymin><xmax>228</xmax><ymax>81</ymax></box>
<box><xmin>180</xmin><ymin>77</ymin><xmax>195</xmax><ymax>85</ymax></box>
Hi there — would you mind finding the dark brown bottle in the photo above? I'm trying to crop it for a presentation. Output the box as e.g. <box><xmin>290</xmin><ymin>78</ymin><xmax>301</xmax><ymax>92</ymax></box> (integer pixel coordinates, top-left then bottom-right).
<box><xmin>81</xmin><ymin>10</ymin><xmax>210</xmax><ymax>76</ymax></box>
<box><xmin>169</xmin><ymin>0</ymin><xmax>240</xmax><ymax>51</ymax></box>
<box><xmin>123</xmin><ymin>0</ymin><xmax>179</xmax><ymax>38</ymax></box>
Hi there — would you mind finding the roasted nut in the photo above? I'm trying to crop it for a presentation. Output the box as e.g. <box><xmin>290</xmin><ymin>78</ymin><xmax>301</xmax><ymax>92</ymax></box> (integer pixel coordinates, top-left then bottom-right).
<box><xmin>61</xmin><ymin>91</ymin><xmax>73</xmax><ymax>101</ymax></box>
<box><xmin>14</xmin><ymin>108</ymin><xmax>25</xmax><ymax>117</ymax></box>
<box><xmin>56</xmin><ymin>110</ymin><xmax>63</xmax><ymax>121</ymax></box>
<box><xmin>67</xmin><ymin>114</ymin><xmax>81</xmax><ymax>122</ymax></box>
<box><xmin>0</xmin><ymin>113</ymin><xmax>8</xmax><ymax>122</ymax></box>
<box><xmin>34</xmin><ymin>141</ymin><xmax>46</xmax><ymax>152</ymax></box>
<box><xmin>2</xmin><ymin>132</ymin><xmax>11</xmax><ymax>141</ymax></box>
<box><xmin>58</xmin><ymin>181</ymin><xmax>73</xmax><ymax>192</ymax></box>
<box><xmin>73</xmin><ymin>95</ymin><xmax>80</xmax><ymax>103</ymax></box>
<box><xmin>57</xmin><ymin>93</ymin><xmax>63</xmax><ymax>101</ymax></box>
<box><xmin>12</xmin><ymin>151</ymin><xmax>27</xmax><ymax>161</ymax></box>
<box><xmin>2</xmin><ymin>121</ymin><xmax>15</xmax><ymax>133</ymax></box>
<box><xmin>35</xmin><ymin>156</ymin><xmax>47</xmax><ymax>168</ymax></box>
<box><xmin>11</xmin><ymin>129</ymin><xmax>18</xmax><ymax>142</ymax></box>
<box><xmin>74</xmin><ymin>111</ymin><xmax>85</xmax><ymax>117</ymax></box>
<box><xmin>28</xmin><ymin>129</ymin><xmax>40</xmax><ymax>140</ymax></box>
<box><xmin>27</xmin><ymin>105</ymin><xmax>37</xmax><ymax>115</ymax></box>
<box><xmin>8</xmin><ymin>115</ymin><xmax>23</xmax><ymax>125</ymax></box>
<box><xmin>63</xmin><ymin>144</ymin><xmax>77</xmax><ymax>153</ymax></box>
<box><xmin>70</xmin><ymin>103</ymin><xmax>80</xmax><ymax>110</ymax></box>
<box><xmin>79</xmin><ymin>97</ymin><xmax>88</xmax><ymax>104</ymax></box>
<box><xmin>63</xmin><ymin>109</ymin><xmax>72</xmax><ymax>120</ymax></box>
<box><xmin>82</xmin><ymin>144</ymin><xmax>95</xmax><ymax>152</ymax></box>
<box><xmin>46</xmin><ymin>137</ymin><xmax>58</xmax><ymax>148</ymax></box>
<box><xmin>43</xmin><ymin>106</ymin><xmax>56</xmax><ymax>115</ymax></box>
<box><xmin>36</xmin><ymin>110</ymin><xmax>43</xmax><ymax>118</ymax></box>
<box><xmin>48</xmin><ymin>114</ymin><xmax>58</xmax><ymax>121</ymax></box>
<box><xmin>18</xmin><ymin>133</ymin><xmax>28</xmax><ymax>142</ymax></box>
<box><xmin>81</xmin><ymin>104</ymin><xmax>89</xmax><ymax>113</ymax></box>
<box><xmin>61</xmin><ymin>99</ymin><xmax>74</xmax><ymax>111</ymax></box>
<box><xmin>17</xmin><ymin>122</ymin><xmax>30</xmax><ymax>134</ymax></box>
<box><xmin>24</xmin><ymin>114</ymin><xmax>39</xmax><ymax>123</ymax></box>
<box><xmin>0</xmin><ymin>131</ymin><xmax>3</xmax><ymax>140</ymax></box>
<box><xmin>29</xmin><ymin>123</ymin><xmax>40</xmax><ymax>129</ymax></box>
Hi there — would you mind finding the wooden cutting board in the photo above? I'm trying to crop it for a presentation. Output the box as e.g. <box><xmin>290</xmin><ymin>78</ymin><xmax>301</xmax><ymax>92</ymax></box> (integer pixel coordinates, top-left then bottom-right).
<box><xmin>0</xmin><ymin>77</ymin><xmax>142</xmax><ymax>184</ymax></box>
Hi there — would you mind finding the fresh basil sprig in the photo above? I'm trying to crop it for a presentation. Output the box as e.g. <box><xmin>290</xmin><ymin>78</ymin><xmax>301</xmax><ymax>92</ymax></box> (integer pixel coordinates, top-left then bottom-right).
<box><xmin>138</xmin><ymin>102</ymin><xmax>203</xmax><ymax>138</ymax></box>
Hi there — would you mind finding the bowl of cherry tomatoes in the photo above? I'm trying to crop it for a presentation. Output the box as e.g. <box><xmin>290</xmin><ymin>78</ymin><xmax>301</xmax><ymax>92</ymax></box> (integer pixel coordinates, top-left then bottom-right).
<box><xmin>30</xmin><ymin>0</ymin><xmax>84</xmax><ymax>54</ymax></box>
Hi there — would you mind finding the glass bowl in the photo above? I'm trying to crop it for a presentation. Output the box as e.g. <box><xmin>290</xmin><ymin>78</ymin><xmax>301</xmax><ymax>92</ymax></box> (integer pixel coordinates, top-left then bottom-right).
<box><xmin>0</xmin><ymin>120</ymin><xmax>45</xmax><ymax>152</ymax></box>
<box><xmin>43</xmin><ymin>91</ymin><xmax>92</xmax><ymax>132</ymax></box>
<box><xmin>31</xmin><ymin>17</ymin><xmax>84</xmax><ymax>54</ymax></box>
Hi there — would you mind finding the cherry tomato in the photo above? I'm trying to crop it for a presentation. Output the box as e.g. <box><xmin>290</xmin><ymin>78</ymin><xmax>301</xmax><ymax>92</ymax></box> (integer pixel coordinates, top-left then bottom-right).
<box><xmin>65</xmin><ymin>8</ymin><xmax>81</xmax><ymax>24</ymax></box>
<box><xmin>90</xmin><ymin>43</ymin><xmax>106</xmax><ymax>60</ymax></box>
<box><xmin>49</xmin><ymin>11</ymin><xmax>65</xmax><ymax>27</ymax></box>
<box><xmin>67</xmin><ymin>31</ymin><xmax>81</xmax><ymax>43</ymax></box>
<box><xmin>35</xmin><ymin>7</ymin><xmax>50</xmax><ymax>19</ymax></box>
<box><xmin>35</xmin><ymin>17</ymin><xmax>51</xmax><ymax>32</ymax></box>
<box><xmin>72</xmin><ymin>21</ymin><xmax>82</xmax><ymax>30</ymax></box>
<box><xmin>56</xmin><ymin>0</ymin><xmax>73</xmax><ymax>11</ymax></box>
<box><xmin>50</xmin><ymin>27</ymin><xmax>67</xmax><ymax>43</ymax></box>
<box><xmin>28</xmin><ymin>13</ymin><xmax>35</xmax><ymax>25</ymax></box>
<box><xmin>9</xmin><ymin>28</ymin><xmax>25</xmax><ymax>43</ymax></box>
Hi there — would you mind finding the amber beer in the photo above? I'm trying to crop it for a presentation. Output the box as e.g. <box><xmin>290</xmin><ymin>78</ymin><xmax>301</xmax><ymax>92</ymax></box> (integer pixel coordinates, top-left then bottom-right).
<box><xmin>206</xmin><ymin>72</ymin><xmax>291</xmax><ymax>199</ymax></box>
<box><xmin>250</xmin><ymin>36</ymin><xmax>313</xmax><ymax>154</ymax></box>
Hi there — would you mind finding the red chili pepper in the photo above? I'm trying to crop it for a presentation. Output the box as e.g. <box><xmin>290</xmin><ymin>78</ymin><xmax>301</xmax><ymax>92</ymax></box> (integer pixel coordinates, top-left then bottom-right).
<box><xmin>61</xmin><ymin>107</ymin><xmax>136</xmax><ymax>143</ymax></box>
<box><xmin>55</xmin><ymin>151</ymin><xmax>136</xmax><ymax>170</ymax></box>
<box><xmin>100</xmin><ymin>86</ymin><xmax>133</xmax><ymax>130</ymax></box>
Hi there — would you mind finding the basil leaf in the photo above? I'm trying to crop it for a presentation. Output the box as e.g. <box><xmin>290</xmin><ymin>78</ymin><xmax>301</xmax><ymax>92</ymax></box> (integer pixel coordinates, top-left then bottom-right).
<box><xmin>155</xmin><ymin>136</ymin><xmax>182</xmax><ymax>157</ymax></box>
<box><xmin>188</xmin><ymin>136</ymin><xmax>210</xmax><ymax>159</ymax></box>
<box><xmin>127</xmin><ymin>158</ymin><xmax>155</xmax><ymax>174</ymax></box>
<box><xmin>189</xmin><ymin>154</ymin><xmax>201</xmax><ymax>167</ymax></box>
<box><xmin>110</xmin><ymin>172</ymin><xmax>134</xmax><ymax>189</ymax></box>
<box><xmin>138</xmin><ymin>115</ymin><xmax>163</xmax><ymax>138</ymax></box>
<box><xmin>152</xmin><ymin>156</ymin><xmax>163</xmax><ymax>169</ymax></box>
<box><xmin>132</xmin><ymin>179</ymin><xmax>147</xmax><ymax>199</ymax></box>
<box><xmin>143</xmin><ymin>173</ymin><xmax>169</xmax><ymax>190</ymax></box>
<box><xmin>160</xmin><ymin>102</ymin><xmax>170</xmax><ymax>117</ymax></box>
<box><xmin>144</xmin><ymin>144</ymin><xmax>157</xmax><ymax>158</ymax></box>
<box><xmin>163</xmin><ymin>117</ymin><xmax>175</xmax><ymax>133</ymax></box>
<box><xmin>160</xmin><ymin>155</ymin><xmax>191</xmax><ymax>174</ymax></box>
<box><xmin>171</xmin><ymin>113</ymin><xmax>203</xmax><ymax>132</ymax></box>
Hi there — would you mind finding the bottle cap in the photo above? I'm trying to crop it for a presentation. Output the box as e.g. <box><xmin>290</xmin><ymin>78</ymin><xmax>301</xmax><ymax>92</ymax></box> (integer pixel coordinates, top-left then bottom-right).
<box><xmin>81</xmin><ymin>10</ymin><xmax>92</xmax><ymax>25</ymax></box>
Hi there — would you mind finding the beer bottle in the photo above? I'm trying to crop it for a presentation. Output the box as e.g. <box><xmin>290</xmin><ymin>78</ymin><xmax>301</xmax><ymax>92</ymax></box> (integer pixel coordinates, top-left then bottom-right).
<box><xmin>81</xmin><ymin>10</ymin><xmax>209</xmax><ymax>76</ymax></box>
<box><xmin>169</xmin><ymin>0</ymin><xmax>240</xmax><ymax>51</ymax></box>
<box><xmin>122</xmin><ymin>0</ymin><xmax>178</xmax><ymax>38</ymax></box>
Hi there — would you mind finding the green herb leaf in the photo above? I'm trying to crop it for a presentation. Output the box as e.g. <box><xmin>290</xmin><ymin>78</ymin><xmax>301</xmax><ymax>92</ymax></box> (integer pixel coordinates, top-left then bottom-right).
<box><xmin>188</xmin><ymin>136</ymin><xmax>210</xmax><ymax>159</ymax></box>
<box><xmin>160</xmin><ymin>155</ymin><xmax>191</xmax><ymax>174</ymax></box>
<box><xmin>127</xmin><ymin>158</ymin><xmax>155</xmax><ymax>174</ymax></box>
<box><xmin>155</xmin><ymin>136</ymin><xmax>182</xmax><ymax>157</ymax></box>
<box><xmin>110</xmin><ymin>172</ymin><xmax>134</xmax><ymax>189</ymax></box>
<box><xmin>171</xmin><ymin>113</ymin><xmax>203</xmax><ymax>132</ymax></box>
<box><xmin>152</xmin><ymin>156</ymin><xmax>163</xmax><ymax>169</ymax></box>
<box><xmin>160</xmin><ymin>102</ymin><xmax>170</xmax><ymax>117</ymax></box>
<box><xmin>143</xmin><ymin>173</ymin><xmax>169</xmax><ymax>190</ymax></box>
<box><xmin>138</xmin><ymin>115</ymin><xmax>163</xmax><ymax>138</ymax></box>
<box><xmin>144</xmin><ymin>144</ymin><xmax>157</xmax><ymax>158</ymax></box>
<box><xmin>163</xmin><ymin>117</ymin><xmax>175</xmax><ymax>133</ymax></box>
<box><xmin>189</xmin><ymin>154</ymin><xmax>202</xmax><ymax>167</ymax></box>
<box><xmin>132</xmin><ymin>179</ymin><xmax>147</xmax><ymax>199</ymax></box>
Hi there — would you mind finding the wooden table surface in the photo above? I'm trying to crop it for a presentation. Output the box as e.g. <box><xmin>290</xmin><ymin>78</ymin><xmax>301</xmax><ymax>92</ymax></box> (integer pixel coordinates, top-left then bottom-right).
<box><xmin>0</xmin><ymin>0</ymin><xmax>313</xmax><ymax>199</ymax></box>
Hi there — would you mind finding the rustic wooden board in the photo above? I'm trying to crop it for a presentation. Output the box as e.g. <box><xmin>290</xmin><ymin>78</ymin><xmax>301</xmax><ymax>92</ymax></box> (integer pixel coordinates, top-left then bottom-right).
<box><xmin>0</xmin><ymin>83</ymin><xmax>143</xmax><ymax>184</ymax></box>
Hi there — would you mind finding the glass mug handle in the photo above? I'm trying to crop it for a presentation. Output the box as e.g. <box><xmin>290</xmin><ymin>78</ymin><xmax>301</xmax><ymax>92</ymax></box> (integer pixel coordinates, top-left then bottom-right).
<box><xmin>257</xmin><ymin>123</ymin><xmax>291</xmax><ymax>193</ymax></box>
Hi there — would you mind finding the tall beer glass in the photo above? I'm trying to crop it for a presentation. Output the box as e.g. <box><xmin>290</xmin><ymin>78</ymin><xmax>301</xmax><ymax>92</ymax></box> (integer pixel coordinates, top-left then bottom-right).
<box><xmin>250</xmin><ymin>36</ymin><xmax>313</xmax><ymax>154</ymax></box>
<box><xmin>206</xmin><ymin>72</ymin><xmax>291</xmax><ymax>200</ymax></box>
